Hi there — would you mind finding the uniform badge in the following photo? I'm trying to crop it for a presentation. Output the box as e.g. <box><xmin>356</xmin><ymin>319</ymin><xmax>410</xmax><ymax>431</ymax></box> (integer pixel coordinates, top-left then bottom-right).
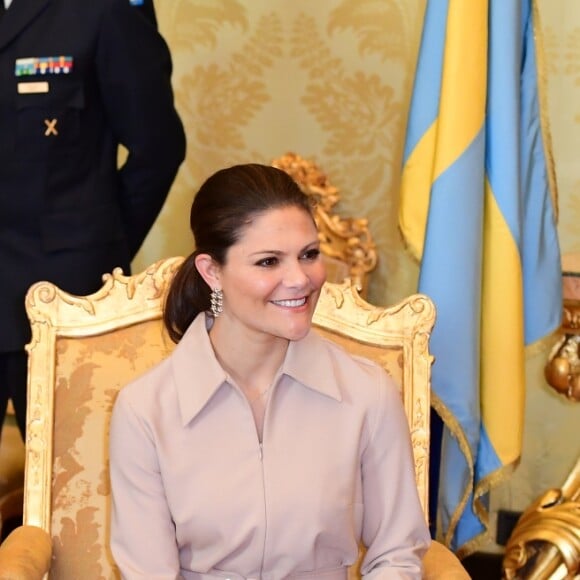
<box><xmin>15</xmin><ymin>56</ymin><xmax>74</xmax><ymax>77</ymax></box>
<box><xmin>17</xmin><ymin>81</ymin><xmax>49</xmax><ymax>94</ymax></box>
<box><xmin>44</xmin><ymin>119</ymin><xmax>59</xmax><ymax>136</ymax></box>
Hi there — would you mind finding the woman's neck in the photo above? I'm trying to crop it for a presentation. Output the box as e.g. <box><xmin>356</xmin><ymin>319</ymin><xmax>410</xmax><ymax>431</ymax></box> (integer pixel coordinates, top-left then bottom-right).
<box><xmin>208</xmin><ymin>320</ymin><xmax>288</xmax><ymax>394</ymax></box>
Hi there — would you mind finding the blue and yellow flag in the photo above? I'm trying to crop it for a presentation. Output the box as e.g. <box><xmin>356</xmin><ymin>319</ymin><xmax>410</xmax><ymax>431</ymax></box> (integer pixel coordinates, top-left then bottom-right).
<box><xmin>400</xmin><ymin>0</ymin><xmax>562</xmax><ymax>555</ymax></box>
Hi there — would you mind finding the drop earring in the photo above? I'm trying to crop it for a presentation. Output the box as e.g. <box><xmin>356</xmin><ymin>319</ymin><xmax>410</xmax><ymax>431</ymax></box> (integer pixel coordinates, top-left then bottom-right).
<box><xmin>210</xmin><ymin>288</ymin><xmax>223</xmax><ymax>317</ymax></box>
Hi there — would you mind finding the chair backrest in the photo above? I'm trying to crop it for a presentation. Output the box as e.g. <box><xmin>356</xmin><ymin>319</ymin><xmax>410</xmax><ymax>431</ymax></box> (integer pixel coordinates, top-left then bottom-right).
<box><xmin>23</xmin><ymin>257</ymin><xmax>434</xmax><ymax>577</ymax></box>
<box><xmin>272</xmin><ymin>152</ymin><xmax>378</xmax><ymax>297</ymax></box>
<box><xmin>24</xmin><ymin>257</ymin><xmax>182</xmax><ymax>578</ymax></box>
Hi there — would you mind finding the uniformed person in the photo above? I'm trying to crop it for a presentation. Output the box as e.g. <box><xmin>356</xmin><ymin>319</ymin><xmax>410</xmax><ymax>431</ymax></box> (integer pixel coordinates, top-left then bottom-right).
<box><xmin>0</xmin><ymin>0</ymin><xmax>186</xmax><ymax>439</ymax></box>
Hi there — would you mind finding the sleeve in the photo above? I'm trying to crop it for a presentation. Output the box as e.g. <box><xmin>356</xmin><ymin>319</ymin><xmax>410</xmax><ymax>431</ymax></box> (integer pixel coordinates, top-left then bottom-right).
<box><xmin>359</xmin><ymin>369</ymin><xmax>431</xmax><ymax>579</ymax></box>
<box><xmin>96</xmin><ymin>0</ymin><xmax>186</xmax><ymax>258</ymax></box>
<box><xmin>109</xmin><ymin>390</ymin><xmax>182</xmax><ymax>579</ymax></box>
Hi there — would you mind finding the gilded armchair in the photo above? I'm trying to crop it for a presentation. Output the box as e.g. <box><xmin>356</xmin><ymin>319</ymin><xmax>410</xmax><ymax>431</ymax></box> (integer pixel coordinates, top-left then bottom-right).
<box><xmin>0</xmin><ymin>258</ymin><xmax>467</xmax><ymax>578</ymax></box>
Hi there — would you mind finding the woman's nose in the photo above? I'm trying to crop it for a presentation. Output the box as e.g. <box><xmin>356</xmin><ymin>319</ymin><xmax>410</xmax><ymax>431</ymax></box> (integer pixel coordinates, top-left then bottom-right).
<box><xmin>283</xmin><ymin>262</ymin><xmax>310</xmax><ymax>287</ymax></box>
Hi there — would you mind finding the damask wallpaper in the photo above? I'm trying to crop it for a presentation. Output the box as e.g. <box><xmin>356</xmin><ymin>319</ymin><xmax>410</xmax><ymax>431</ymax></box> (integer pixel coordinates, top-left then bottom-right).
<box><xmin>135</xmin><ymin>0</ymin><xmax>425</xmax><ymax>308</ymax></box>
<box><xmin>133</xmin><ymin>0</ymin><xmax>579</xmax><ymax>552</ymax></box>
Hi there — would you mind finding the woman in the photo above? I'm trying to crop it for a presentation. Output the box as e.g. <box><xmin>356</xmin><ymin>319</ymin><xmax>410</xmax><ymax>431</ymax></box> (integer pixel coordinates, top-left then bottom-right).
<box><xmin>109</xmin><ymin>164</ymin><xmax>430</xmax><ymax>579</ymax></box>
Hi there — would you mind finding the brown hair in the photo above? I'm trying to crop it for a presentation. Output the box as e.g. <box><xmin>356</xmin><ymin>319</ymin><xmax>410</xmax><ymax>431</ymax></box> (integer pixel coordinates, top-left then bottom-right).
<box><xmin>163</xmin><ymin>163</ymin><xmax>315</xmax><ymax>342</ymax></box>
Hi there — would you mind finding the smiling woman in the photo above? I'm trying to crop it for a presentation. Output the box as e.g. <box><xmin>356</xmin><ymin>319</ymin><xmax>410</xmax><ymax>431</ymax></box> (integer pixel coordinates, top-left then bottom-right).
<box><xmin>195</xmin><ymin>205</ymin><xmax>326</xmax><ymax>350</ymax></box>
<box><xmin>109</xmin><ymin>163</ymin><xmax>431</xmax><ymax>579</ymax></box>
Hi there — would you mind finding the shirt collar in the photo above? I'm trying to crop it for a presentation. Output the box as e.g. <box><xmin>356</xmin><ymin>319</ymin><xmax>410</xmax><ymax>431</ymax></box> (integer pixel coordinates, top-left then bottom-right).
<box><xmin>171</xmin><ymin>314</ymin><xmax>228</xmax><ymax>426</ymax></box>
<box><xmin>282</xmin><ymin>331</ymin><xmax>343</xmax><ymax>402</ymax></box>
<box><xmin>172</xmin><ymin>314</ymin><xmax>343</xmax><ymax>426</ymax></box>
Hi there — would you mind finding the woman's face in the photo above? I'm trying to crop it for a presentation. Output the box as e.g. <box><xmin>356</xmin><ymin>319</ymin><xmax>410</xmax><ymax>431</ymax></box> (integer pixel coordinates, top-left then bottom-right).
<box><xmin>214</xmin><ymin>205</ymin><xmax>326</xmax><ymax>343</ymax></box>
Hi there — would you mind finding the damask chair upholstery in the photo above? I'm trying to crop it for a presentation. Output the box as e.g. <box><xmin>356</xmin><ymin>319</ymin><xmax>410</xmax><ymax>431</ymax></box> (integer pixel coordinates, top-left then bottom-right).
<box><xmin>272</xmin><ymin>152</ymin><xmax>377</xmax><ymax>297</ymax></box>
<box><xmin>0</xmin><ymin>257</ymin><xmax>467</xmax><ymax>579</ymax></box>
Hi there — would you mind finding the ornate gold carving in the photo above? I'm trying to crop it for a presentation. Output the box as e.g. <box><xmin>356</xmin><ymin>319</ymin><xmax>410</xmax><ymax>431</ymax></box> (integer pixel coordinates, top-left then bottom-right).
<box><xmin>272</xmin><ymin>153</ymin><xmax>378</xmax><ymax>296</ymax></box>
<box><xmin>503</xmin><ymin>457</ymin><xmax>580</xmax><ymax>580</ymax></box>
<box><xmin>563</xmin><ymin>300</ymin><xmax>580</xmax><ymax>331</ymax></box>
<box><xmin>27</xmin><ymin>387</ymin><xmax>47</xmax><ymax>490</ymax></box>
<box><xmin>545</xmin><ymin>300</ymin><xmax>580</xmax><ymax>402</ymax></box>
<box><xmin>411</xmin><ymin>397</ymin><xmax>429</xmax><ymax>490</ymax></box>
<box><xmin>272</xmin><ymin>152</ymin><xmax>340</xmax><ymax>211</ymax></box>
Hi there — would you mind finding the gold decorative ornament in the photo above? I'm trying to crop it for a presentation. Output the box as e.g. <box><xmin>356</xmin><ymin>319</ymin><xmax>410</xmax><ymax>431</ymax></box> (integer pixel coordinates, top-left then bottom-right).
<box><xmin>503</xmin><ymin>457</ymin><xmax>580</xmax><ymax>580</ymax></box>
<box><xmin>544</xmin><ymin>300</ymin><xmax>580</xmax><ymax>402</ymax></box>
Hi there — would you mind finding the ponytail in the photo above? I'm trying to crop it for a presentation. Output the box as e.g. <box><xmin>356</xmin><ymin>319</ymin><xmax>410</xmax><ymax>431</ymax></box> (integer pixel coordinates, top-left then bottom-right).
<box><xmin>163</xmin><ymin>253</ymin><xmax>210</xmax><ymax>343</ymax></box>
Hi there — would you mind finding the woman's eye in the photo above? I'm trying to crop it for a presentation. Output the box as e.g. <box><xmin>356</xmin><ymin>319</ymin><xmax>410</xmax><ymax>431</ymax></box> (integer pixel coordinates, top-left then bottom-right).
<box><xmin>302</xmin><ymin>248</ymin><xmax>321</xmax><ymax>261</ymax></box>
<box><xmin>256</xmin><ymin>257</ymin><xmax>278</xmax><ymax>267</ymax></box>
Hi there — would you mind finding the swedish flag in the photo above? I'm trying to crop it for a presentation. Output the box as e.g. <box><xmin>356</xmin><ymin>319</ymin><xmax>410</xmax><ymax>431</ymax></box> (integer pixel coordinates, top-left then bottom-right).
<box><xmin>400</xmin><ymin>0</ymin><xmax>562</xmax><ymax>555</ymax></box>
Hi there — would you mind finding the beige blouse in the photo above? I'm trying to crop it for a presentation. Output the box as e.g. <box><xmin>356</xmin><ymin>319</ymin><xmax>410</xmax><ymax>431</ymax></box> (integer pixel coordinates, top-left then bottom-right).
<box><xmin>109</xmin><ymin>314</ymin><xmax>430</xmax><ymax>579</ymax></box>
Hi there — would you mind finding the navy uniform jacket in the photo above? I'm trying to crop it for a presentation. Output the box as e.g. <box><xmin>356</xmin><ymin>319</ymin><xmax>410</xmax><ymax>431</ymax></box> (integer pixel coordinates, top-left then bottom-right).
<box><xmin>0</xmin><ymin>0</ymin><xmax>186</xmax><ymax>351</ymax></box>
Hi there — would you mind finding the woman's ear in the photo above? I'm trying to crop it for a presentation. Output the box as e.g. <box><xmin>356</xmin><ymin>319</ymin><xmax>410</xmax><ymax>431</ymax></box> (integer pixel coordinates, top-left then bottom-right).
<box><xmin>194</xmin><ymin>254</ymin><xmax>221</xmax><ymax>289</ymax></box>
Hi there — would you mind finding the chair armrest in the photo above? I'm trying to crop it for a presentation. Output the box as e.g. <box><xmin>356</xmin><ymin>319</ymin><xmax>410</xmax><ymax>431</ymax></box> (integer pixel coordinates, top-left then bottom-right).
<box><xmin>423</xmin><ymin>540</ymin><xmax>470</xmax><ymax>579</ymax></box>
<box><xmin>0</xmin><ymin>525</ymin><xmax>52</xmax><ymax>580</ymax></box>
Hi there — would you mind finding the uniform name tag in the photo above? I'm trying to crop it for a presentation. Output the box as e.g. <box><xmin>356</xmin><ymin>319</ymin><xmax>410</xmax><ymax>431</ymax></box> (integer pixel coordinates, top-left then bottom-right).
<box><xmin>18</xmin><ymin>81</ymin><xmax>49</xmax><ymax>94</ymax></box>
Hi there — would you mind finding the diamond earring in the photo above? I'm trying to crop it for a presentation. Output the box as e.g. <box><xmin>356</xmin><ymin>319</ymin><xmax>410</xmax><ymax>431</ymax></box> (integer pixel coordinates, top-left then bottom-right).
<box><xmin>210</xmin><ymin>288</ymin><xmax>223</xmax><ymax>317</ymax></box>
